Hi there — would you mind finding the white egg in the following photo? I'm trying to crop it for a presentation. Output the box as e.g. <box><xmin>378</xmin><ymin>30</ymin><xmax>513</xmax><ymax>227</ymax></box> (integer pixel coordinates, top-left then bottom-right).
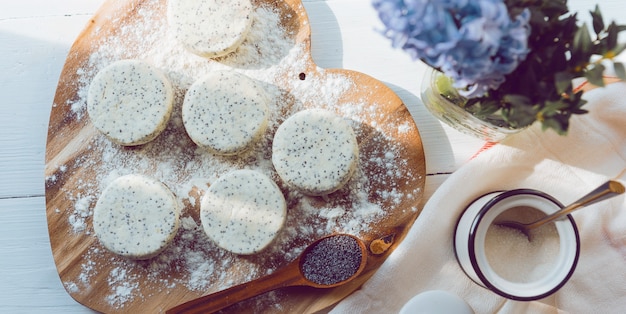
<box><xmin>399</xmin><ymin>290</ymin><xmax>474</xmax><ymax>314</ymax></box>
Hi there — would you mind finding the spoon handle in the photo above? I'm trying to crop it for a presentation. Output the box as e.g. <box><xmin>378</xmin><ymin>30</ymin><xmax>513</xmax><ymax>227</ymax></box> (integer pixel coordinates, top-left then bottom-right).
<box><xmin>166</xmin><ymin>261</ymin><xmax>306</xmax><ymax>314</ymax></box>
<box><xmin>527</xmin><ymin>180</ymin><xmax>625</xmax><ymax>230</ymax></box>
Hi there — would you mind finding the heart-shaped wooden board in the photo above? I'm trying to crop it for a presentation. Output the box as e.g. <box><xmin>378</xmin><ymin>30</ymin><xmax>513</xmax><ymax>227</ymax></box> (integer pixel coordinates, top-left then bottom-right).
<box><xmin>45</xmin><ymin>0</ymin><xmax>426</xmax><ymax>312</ymax></box>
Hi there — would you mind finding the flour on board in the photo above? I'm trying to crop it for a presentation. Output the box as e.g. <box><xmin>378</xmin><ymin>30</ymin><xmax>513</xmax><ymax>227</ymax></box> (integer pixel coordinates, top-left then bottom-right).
<box><xmin>50</xmin><ymin>0</ymin><xmax>422</xmax><ymax>309</ymax></box>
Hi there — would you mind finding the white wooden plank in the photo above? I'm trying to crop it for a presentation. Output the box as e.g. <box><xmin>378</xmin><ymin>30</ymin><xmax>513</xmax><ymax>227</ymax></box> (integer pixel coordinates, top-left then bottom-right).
<box><xmin>0</xmin><ymin>1</ymin><xmax>102</xmax><ymax>20</ymax></box>
<box><xmin>0</xmin><ymin>197</ymin><xmax>95</xmax><ymax>313</ymax></box>
<box><xmin>0</xmin><ymin>15</ymin><xmax>94</xmax><ymax>199</ymax></box>
<box><xmin>423</xmin><ymin>173</ymin><xmax>450</xmax><ymax>205</ymax></box>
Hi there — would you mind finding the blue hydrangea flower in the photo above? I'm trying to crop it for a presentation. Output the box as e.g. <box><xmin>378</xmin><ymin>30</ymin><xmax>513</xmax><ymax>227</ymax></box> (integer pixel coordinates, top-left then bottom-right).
<box><xmin>372</xmin><ymin>0</ymin><xmax>531</xmax><ymax>98</ymax></box>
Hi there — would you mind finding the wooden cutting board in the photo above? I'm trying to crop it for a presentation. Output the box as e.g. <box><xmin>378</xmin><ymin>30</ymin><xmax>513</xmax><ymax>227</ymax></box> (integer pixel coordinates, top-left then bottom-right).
<box><xmin>45</xmin><ymin>0</ymin><xmax>426</xmax><ymax>313</ymax></box>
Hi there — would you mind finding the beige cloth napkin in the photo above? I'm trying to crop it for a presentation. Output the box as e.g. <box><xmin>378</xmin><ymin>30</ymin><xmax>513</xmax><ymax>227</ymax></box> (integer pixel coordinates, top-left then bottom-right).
<box><xmin>331</xmin><ymin>81</ymin><xmax>626</xmax><ymax>313</ymax></box>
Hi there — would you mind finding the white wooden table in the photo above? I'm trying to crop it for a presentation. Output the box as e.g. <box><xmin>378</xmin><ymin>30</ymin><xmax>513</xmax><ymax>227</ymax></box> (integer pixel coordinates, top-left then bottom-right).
<box><xmin>1</xmin><ymin>0</ymin><xmax>624</xmax><ymax>312</ymax></box>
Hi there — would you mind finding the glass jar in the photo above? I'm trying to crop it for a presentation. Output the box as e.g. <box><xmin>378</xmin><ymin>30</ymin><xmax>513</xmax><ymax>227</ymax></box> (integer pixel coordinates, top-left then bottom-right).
<box><xmin>420</xmin><ymin>68</ymin><xmax>523</xmax><ymax>142</ymax></box>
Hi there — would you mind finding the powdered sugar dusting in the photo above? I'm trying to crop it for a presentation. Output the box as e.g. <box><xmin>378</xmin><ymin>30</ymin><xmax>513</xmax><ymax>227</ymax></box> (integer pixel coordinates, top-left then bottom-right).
<box><xmin>48</xmin><ymin>0</ymin><xmax>423</xmax><ymax>311</ymax></box>
<box><xmin>106</xmin><ymin>267</ymin><xmax>140</xmax><ymax>306</ymax></box>
<box><xmin>68</xmin><ymin>194</ymin><xmax>93</xmax><ymax>233</ymax></box>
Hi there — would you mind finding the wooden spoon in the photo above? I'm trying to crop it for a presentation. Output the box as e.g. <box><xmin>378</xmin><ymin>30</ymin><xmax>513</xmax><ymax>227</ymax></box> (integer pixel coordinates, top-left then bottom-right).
<box><xmin>166</xmin><ymin>234</ymin><xmax>368</xmax><ymax>314</ymax></box>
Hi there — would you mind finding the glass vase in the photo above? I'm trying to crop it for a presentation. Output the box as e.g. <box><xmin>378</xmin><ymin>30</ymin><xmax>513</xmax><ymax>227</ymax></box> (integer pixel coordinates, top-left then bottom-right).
<box><xmin>420</xmin><ymin>69</ymin><xmax>523</xmax><ymax>142</ymax></box>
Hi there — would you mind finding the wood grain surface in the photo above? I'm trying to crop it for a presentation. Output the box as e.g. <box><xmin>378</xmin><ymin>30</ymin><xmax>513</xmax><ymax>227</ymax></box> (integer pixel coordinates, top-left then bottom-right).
<box><xmin>44</xmin><ymin>0</ymin><xmax>426</xmax><ymax>313</ymax></box>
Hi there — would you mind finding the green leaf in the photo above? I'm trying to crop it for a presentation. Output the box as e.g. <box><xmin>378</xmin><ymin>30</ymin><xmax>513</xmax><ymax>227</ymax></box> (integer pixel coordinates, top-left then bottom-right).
<box><xmin>502</xmin><ymin>95</ymin><xmax>536</xmax><ymax>128</ymax></box>
<box><xmin>607</xmin><ymin>22</ymin><xmax>619</xmax><ymax>50</ymax></box>
<box><xmin>569</xmin><ymin>95</ymin><xmax>588</xmax><ymax>114</ymax></box>
<box><xmin>573</xmin><ymin>24</ymin><xmax>593</xmax><ymax>60</ymax></box>
<box><xmin>559</xmin><ymin>14</ymin><xmax>579</xmax><ymax>42</ymax></box>
<box><xmin>536</xmin><ymin>0</ymin><xmax>568</xmax><ymax>17</ymax></box>
<box><xmin>612</xmin><ymin>42</ymin><xmax>626</xmax><ymax>57</ymax></box>
<box><xmin>554</xmin><ymin>71</ymin><xmax>574</xmax><ymax>95</ymax></box>
<box><xmin>590</xmin><ymin>5</ymin><xmax>604</xmax><ymax>35</ymax></box>
<box><xmin>435</xmin><ymin>74</ymin><xmax>466</xmax><ymax>106</ymax></box>
<box><xmin>472</xmin><ymin>99</ymin><xmax>500</xmax><ymax>117</ymax></box>
<box><xmin>503</xmin><ymin>94</ymin><xmax>532</xmax><ymax>108</ymax></box>
<box><xmin>541</xmin><ymin>100</ymin><xmax>569</xmax><ymax>116</ymax></box>
<box><xmin>585</xmin><ymin>64</ymin><xmax>606</xmax><ymax>86</ymax></box>
<box><xmin>614</xmin><ymin>62</ymin><xmax>626</xmax><ymax>81</ymax></box>
<box><xmin>541</xmin><ymin>115</ymin><xmax>569</xmax><ymax>135</ymax></box>
<box><xmin>570</xmin><ymin>107</ymin><xmax>589</xmax><ymax>115</ymax></box>
<box><xmin>572</xmin><ymin>91</ymin><xmax>587</xmax><ymax>108</ymax></box>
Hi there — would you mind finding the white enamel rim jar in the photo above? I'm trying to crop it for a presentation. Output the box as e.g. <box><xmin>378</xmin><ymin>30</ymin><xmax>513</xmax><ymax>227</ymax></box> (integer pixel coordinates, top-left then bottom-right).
<box><xmin>454</xmin><ymin>189</ymin><xmax>580</xmax><ymax>301</ymax></box>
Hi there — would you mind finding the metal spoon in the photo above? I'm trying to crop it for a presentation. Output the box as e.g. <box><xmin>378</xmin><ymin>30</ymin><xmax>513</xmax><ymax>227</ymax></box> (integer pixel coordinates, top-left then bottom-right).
<box><xmin>497</xmin><ymin>180</ymin><xmax>625</xmax><ymax>240</ymax></box>
<box><xmin>166</xmin><ymin>234</ymin><xmax>367</xmax><ymax>314</ymax></box>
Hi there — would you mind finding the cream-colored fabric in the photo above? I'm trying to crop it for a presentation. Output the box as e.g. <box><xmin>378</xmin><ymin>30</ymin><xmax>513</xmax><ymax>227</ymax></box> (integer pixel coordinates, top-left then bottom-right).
<box><xmin>332</xmin><ymin>82</ymin><xmax>626</xmax><ymax>314</ymax></box>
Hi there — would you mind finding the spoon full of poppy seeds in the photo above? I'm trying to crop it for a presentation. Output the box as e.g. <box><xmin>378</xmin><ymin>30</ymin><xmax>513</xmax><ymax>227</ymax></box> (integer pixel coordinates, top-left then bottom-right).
<box><xmin>166</xmin><ymin>234</ymin><xmax>368</xmax><ymax>314</ymax></box>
